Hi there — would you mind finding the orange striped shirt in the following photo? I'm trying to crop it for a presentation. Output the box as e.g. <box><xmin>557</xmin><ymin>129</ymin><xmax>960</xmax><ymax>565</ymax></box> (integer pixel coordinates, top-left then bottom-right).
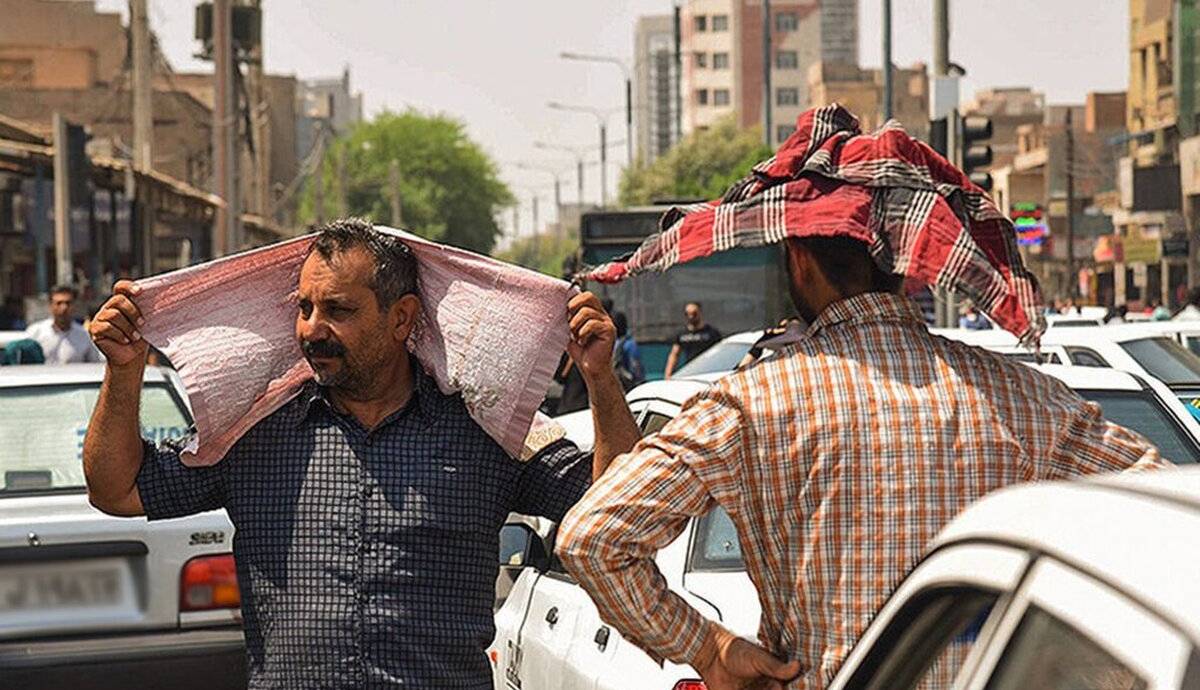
<box><xmin>558</xmin><ymin>292</ymin><xmax>1166</xmax><ymax>688</ymax></box>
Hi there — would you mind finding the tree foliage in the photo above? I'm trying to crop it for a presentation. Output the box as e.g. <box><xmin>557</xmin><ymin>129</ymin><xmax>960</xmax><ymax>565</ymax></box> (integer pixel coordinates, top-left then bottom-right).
<box><xmin>618</xmin><ymin>115</ymin><xmax>773</xmax><ymax>206</ymax></box>
<box><xmin>297</xmin><ymin>110</ymin><xmax>514</xmax><ymax>254</ymax></box>
<box><xmin>493</xmin><ymin>233</ymin><xmax>579</xmax><ymax>279</ymax></box>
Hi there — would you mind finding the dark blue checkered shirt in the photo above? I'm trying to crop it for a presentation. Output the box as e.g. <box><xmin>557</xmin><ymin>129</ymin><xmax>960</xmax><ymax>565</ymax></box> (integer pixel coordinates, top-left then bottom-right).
<box><xmin>136</xmin><ymin>363</ymin><xmax>591</xmax><ymax>688</ymax></box>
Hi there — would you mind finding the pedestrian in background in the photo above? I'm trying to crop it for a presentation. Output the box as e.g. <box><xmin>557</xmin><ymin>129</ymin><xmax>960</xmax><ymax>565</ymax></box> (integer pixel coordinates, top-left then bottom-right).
<box><xmin>25</xmin><ymin>285</ymin><xmax>102</xmax><ymax>364</ymax></box>
<box><xmin>958</xmin><ymin>304</ymin><xmax>992</xmax><ymax>330</ymax></box>
<box><xmin>663</xmin><ymin>301</ymin><xmax>722</xmax><ymax>379</ymax></box>
<box><xmin>612</xmin><ymin>311</ymin><xmax>645</xmax><ymax>390</ymax></box>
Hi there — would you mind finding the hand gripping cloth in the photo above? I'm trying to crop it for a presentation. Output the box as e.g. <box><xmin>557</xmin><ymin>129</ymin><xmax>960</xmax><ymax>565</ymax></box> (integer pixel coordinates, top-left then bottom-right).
<box><xmin>579</xmin><ymin>104</ymin><xmax>1046</xmax><ymax>343</ymax></box>
<box><xmin>133</xmin><ymin>226</ymin><xmax>572</xmax><ymax>466</ymax></box>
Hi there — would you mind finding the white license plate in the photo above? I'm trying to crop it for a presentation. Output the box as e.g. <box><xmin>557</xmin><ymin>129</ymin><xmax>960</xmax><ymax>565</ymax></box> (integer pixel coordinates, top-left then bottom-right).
<box><xmin>0</xmin><ymin>558</ymin><xmax>133</xmax><ymax>615</ymax></box>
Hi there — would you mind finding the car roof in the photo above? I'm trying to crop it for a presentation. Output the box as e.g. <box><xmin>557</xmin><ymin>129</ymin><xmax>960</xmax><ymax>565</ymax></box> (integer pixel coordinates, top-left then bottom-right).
<box><xmin>934</xmin><ymin>467</ymin><xmax>1200</xmax><ymax>640</ymax></box>
<box><xmin>626</xmin><ymin>376</ymin><xmax>714</xmax><ymax>405</ymax></box>
<box><xmin>1027</xmin><ymin>363</ymin><xmax>1142</xmax><ymax>391</ymax></box>
<box><xmin>712</xmin><ymin>330</ymin><xmax>765</xmax><ymax>346</ymax></box>
<box><xmin>0</xmin><ymin>362</ymin><xmax>168</xmax><ymax>385</ymax></box>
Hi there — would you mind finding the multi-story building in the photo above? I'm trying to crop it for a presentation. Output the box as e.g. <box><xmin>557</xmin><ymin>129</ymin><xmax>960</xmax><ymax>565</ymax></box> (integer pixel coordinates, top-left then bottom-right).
<box><xmin>681</xmin><ymin>0</ymin><xmax>857</xmax><ymax>144</ymax></box>
<box><xmin>295</xmin><ymin>67</ymin><xmax>364</xmax><ymax>163</ymax></box>
<box><xmin>807</xmin><ymin>61</ymin><xmax>929</xmax><ymax>140</ymax></box>
<box><xmin>633</xmin><ymin>14</ymin><xmax>677</xmax><ymax>164</ymax></box>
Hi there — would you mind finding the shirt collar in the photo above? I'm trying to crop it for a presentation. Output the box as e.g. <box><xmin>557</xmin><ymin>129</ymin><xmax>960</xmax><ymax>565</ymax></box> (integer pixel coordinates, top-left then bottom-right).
<box><xmin>291</xmin><ymin>355</ymin><xmax>444</xmax><ymax>429</ymax></box>
<box><xmin>804</xmin><ymin>292</ymin><xmax>927</xmax><ymax>339</ymax></box>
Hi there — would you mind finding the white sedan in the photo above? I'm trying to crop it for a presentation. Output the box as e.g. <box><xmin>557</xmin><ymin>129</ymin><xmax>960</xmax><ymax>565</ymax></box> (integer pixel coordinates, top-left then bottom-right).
<box><xmin>490</xmin><ymin>364</ymin><xmax>1199</xmax><ymax>690</ymax></box>
<box><xmin>0</xmin><ymin>364</ymin><xmax>244</xmax><ymax>688</ymax></box>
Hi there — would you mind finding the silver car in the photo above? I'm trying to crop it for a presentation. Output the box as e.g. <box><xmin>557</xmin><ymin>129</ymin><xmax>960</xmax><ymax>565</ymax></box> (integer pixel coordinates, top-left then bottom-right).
<box><xmin>0</xmin><ymin>364</ymin><xmax>244</xmax><ymax>689</ymax></box>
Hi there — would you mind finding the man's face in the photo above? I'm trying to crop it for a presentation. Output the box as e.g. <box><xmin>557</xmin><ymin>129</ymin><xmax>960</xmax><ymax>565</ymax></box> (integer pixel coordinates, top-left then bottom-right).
<box><xmin>684</xmin><ymin>304</ymin><xmax>701</xmax><ymax>328</ymax></box>
<box><xmin>50</xmin><ymin>291</ymin><xmax>74</xmax><ymax>326</ymax></box>
<box><xmin>295</xmin><ymin>248</ymin><xmax>407</xmax><ymax>394</ymax></box>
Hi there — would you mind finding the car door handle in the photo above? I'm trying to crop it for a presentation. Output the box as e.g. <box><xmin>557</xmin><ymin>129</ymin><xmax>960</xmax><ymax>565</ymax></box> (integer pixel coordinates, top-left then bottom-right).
<box><xmin>545</xmin><ymin>607</ymin><xmax>559</xmax><ymax>626</ymax></box>
<box><xmin>594</xmin><ymin>626</ymin><xmax>610</xmax><ymax>651</ymax></box>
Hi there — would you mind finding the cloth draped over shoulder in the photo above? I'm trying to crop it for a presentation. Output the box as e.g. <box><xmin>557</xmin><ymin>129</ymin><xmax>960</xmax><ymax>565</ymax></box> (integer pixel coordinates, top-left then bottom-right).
<box><xmin>133</xmin><ymin>226</ymin><xmax>573</xmax><ymax>466</ymax></box>
<box><xmin>578</xmin><ymin>104</ymin><xmax>1045</xmax><ymax>343</ymax></box>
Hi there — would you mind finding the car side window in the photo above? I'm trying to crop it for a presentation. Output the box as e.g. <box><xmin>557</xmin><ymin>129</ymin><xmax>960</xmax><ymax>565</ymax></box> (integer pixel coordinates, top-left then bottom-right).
<box><xmin>688</xmin><ymin>505</ymin><xmax>745</xmax><ymax>571</ymax></box>
<box><xmin>640</xmin><ymin>411</ymin><xmax>673</xmax><ymax>437</ymax></box>
<box><xmin>844</xmin><ymin>586</ymin><xmax>1000</xmax><ymax>690</ymax></box>
<box><xmin>1066</xmin><ymin>347</ymin><xmax>1109</xmax><ymax>367</ymax></box>
<box><xmin>983</xmin><ymin>606</ymin><xmax>1146</xmax><ymax>690</ymax></box>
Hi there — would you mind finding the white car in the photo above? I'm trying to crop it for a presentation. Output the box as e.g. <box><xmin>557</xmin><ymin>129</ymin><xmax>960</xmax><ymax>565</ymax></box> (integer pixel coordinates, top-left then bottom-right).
<box><xmin>0</xmin><ymin>364</ymin><xmax>244</xmax><ymax>688</ymax></box>
<box><xmin>826</xmin><ymin>468</ymin><xmax>1200</xmax><ymax>689</ymax></box>
<box><xmin>489</xmin><ymin>364</ymin><xmax>1200</xmax><ymax>690</ymax></box>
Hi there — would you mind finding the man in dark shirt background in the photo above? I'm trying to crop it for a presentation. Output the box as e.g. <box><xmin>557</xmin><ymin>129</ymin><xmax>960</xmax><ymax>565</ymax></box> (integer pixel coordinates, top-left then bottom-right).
<box><xmin>82</xmin><ymin>219</ymin><xmax>640</xmax><ymax>689</ymax></box>
<box><xmin>664</xmin><ymin>301</ymin><xmax>722</xmax><ymax>379</ymax></box>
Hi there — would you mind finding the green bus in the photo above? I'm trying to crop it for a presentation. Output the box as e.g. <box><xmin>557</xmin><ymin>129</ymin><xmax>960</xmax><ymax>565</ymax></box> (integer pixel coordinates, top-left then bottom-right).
<box><xmin>579</xmin><ymin>205</ymin><xmax>793</xmax><ymax>379</ymax></box>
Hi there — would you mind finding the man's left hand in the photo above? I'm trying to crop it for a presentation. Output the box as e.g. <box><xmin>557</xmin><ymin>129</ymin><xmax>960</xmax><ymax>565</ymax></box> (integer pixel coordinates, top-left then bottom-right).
<box><xmin>566</xmin><ymin>291</ymin><xmax>616</xmax><ymax>382</ymax></box>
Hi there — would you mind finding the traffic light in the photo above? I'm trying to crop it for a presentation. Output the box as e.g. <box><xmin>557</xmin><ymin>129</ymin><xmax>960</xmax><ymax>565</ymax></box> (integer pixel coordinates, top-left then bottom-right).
<box><xmin>961</xmin><ymin>115</ymin><xmax>994</xmax><ymax>192</ymax></box>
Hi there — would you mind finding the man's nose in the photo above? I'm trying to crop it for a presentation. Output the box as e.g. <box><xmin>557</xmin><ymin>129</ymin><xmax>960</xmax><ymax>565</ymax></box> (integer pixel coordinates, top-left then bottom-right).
<box><xmin>299</xmin><ymin>311</ymin><xmax>332</xmax><ymax>340</ymax></box>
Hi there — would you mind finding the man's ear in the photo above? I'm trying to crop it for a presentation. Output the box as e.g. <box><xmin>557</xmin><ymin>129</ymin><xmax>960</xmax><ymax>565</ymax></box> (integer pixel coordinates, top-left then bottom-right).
<box><xmin>391</xmin><ymin>294</ymin><xmax>422</xmax><ymax>342</ymax></box>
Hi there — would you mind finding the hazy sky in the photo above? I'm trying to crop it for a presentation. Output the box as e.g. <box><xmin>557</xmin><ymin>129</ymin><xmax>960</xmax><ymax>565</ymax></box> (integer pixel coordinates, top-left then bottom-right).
<box><xmin>94</xmin><ymin>1</ymin><xmax>1129</xmax><ymax>241</ymax></box>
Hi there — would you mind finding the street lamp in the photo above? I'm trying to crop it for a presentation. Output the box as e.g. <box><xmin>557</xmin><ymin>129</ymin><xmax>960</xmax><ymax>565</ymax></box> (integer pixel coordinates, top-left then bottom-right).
<box><xmin>515</xmin><ymin>162</ymin><xmax>566</xmax><ymax>229</ymax></box>
<box><xmin>547</xmin><ymin>102</ymin><xmax>620</xmax><ymax>208</ymax></box>
<box><xmin>560</xmin><ymin>51</ymin><xmax>633</xmax><ymax>168</ymax></box>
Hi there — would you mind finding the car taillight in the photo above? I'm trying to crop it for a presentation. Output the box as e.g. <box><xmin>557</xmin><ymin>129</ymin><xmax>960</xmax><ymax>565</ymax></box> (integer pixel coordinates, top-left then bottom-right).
<box><xmin>180</xmin><ymin>553</ymin><xmax>240</xmax><ymax>611</ymax></box>
<box><xmin>672</xmin><ymin>682</ymin><xmax>706</xmax><ymax>690</ymax></box>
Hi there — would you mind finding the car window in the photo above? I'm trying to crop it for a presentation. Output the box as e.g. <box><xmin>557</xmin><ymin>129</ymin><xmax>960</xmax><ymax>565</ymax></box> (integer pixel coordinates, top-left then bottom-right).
<box><xmin>983</xmin><ymin>605</ymin><xmax>1145</xmax><ymax>690</ymax></box>
<box><xmin>1119</xmin><ymin>337</ymin><xmax>1200</xmax><ymax>385</ymax></box>
<box><xmin>674</xmin><ymin>341</ymin><xmax>752</xmax><ymax>377</ymax></box>
<box><xmin>1003</xmin><ymin>351</ymin><xmax>1062</xmax><ymax>365</ymax></box>
<box><xmin>688</xmin><ymin>505</ymin><xmax>745</xmax><ymax>571</ymax></box>
<box><xmin>1065</xmin><ymin>347</ymin><xmax>1109</xmax><ymax>367</ymax></box>
<box><xmin>640</xmin><ymin>411</ymin><xmax>673</xmax><ymax>436</ymax></box>
<box><xmin>1078</xmin><ymin>390</ymin><xmax>1200</xmax><ymax>463</ymax></box>
<box><xmin>0</xmin><ymin>383</ymin><xmax>190</xmax><ymax>494</ymax></box>
<box><xmin>844</xmin><ymin>586</ymin><xmax>1000</xmax><ymax>690</ymax></box>
<box><xmin>1184</xmin><ymin>335</ymin><xmax>1200</xmax><ymax>357</ymax></box>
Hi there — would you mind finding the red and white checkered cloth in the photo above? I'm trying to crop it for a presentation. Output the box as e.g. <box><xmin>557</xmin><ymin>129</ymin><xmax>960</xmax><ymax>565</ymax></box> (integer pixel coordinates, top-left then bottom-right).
<box><xmin>578</xmin><ymin>104</ymin><xmax>1045</xmax><ymax>342</ymax></box>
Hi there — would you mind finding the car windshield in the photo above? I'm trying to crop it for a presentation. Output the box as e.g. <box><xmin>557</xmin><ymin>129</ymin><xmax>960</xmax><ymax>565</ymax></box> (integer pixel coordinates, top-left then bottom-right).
<box><xmin>1078</xmin><ymin>390</ymin><xmax>1200</xmax><ymax>464</ymax></box>
<box><xmin>1119</xmin><ymin>337</ymin><xmax>1200</xmax><ymax>386</ymax></box>
<box><xmin>0</xmin><ymin>382</ymin><xmax>191</xmax><ymax>495</ymax></box>
<box><xmin>689</xmin><ymin>505</ymin><xmax>745</xmax><ymax>571</ymax></box>
<box><xmin>675</xmin><ymin>341</ymin><xmax>753</xmax><ymax>377</ymax></box>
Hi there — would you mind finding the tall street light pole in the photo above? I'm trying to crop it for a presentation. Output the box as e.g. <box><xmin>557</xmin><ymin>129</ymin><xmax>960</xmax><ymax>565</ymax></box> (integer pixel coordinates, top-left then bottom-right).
<box><xmin>548</xmin><ymin>102</ymin><xmax>618</xmax><ymax>208</ymax></box>
<box><xmin>560</xmin><ymin>52</ymin><xmax>633</xmax><ymax>167</ymax></box>
<box><xmin>535</xmin><ymin>141</ymin><xmax>587</xmax><ymax>206</ymax></box>
<box><xmin>516</xmin><ymin>162</ymin><xmax>565</xmax><ymax>228</ymax></box>
<box><xmin>882</xmin><ymin>0</ymin><xmax>893</xmax><ymax>120</ymax></box>
<box><xmin>763</xmin><ymin>0</ymin><xmax>772</xmax><ymax>146</ymax></box>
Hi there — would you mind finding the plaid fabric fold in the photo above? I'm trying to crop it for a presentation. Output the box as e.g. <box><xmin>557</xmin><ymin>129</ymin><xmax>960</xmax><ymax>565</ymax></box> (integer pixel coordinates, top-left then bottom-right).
<box><xmin>578</xmin><ymin>104</ymin><xmax>1045</xmax><ymax>342</ymax></box>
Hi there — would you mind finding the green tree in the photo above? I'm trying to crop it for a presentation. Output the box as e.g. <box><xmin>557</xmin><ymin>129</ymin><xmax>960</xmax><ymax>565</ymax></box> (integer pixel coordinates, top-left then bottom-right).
<box><xmin>298</xmin><ymin>110</ymin><xmax>514</xmax><ymax>254</ymax></box>
<box><xmin>619</xmin><ymin>115</ymin><xmax>773</xmax><ymax>206</ymax></box>
<box><xmin>493</xmin><ymin>233</ymin><xmax>579</xmax><ymax>279</ymax></box>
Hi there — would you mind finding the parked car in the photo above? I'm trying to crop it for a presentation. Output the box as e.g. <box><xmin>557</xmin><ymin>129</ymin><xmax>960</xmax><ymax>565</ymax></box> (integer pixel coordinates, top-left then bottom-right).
<box><xmin>825</xmin><ymin>467</ymin><xmax>1200</xmax><ymax>689</ymax></box>
<box><xmin>489</xmin><ymin>364</ymin><xmax>1199</xmax><ymax>690</ymax></box>
<box><xmin>0</xmin><ymin>364</ymin><xmax>244</xmax><ymax>690</ymax></box>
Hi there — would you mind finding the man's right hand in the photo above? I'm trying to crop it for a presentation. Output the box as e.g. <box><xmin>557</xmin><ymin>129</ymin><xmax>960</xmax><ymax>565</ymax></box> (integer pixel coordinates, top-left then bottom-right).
<box><xmin>694</xmin><ymin>625</ymin><xmax>802</xmax><ymax>690</ymax></box>
<box><xmin>88</xmin><ymin>280</ymin><xmax>148</xmax><ymax>367</ymax></box>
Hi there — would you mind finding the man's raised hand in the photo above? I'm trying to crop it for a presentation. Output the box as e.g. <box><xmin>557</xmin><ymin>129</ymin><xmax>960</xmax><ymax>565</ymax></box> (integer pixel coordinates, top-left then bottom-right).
<box><xmin>88</xmin><ymin>280</ymin><xmax>148</xmax><ymax>367</ymax></box>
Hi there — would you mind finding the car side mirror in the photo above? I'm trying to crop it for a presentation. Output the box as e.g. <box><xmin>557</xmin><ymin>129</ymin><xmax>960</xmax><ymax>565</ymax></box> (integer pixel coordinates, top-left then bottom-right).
<box><xmin>499</xmin><ymin>522</ymin><xmax>550</xmax><ymax>571</ymax></box>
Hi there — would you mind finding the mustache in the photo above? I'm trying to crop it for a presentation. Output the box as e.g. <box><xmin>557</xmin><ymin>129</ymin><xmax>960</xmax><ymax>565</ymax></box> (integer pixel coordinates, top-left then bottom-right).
<box><xmin>301</xmin><ymin>339</ymin><xmax>346</xmax><ymax>359</ymax></box>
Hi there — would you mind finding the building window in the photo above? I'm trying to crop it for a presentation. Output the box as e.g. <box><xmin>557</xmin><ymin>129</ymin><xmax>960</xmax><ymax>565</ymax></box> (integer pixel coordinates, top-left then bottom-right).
<box><xmin>775</xmin><ymin>11</ymin><xmax>798</xmax><ymax>32</ymax></box>
<box><xmin>0</xmin><ymin>58</ymin><xmax>34</xmax><ymax>87</ymax></box>
<box><xmin>776</xmin><ymin>88</ymin><xmax>799</xmax><ymax>106</ymax></box>
<box><xmin>713</xmin><ymin>52</ymin><xmax>730</xmax><ymax>69</ymax></box>
<box><xmin>777</xmin><ymin>124</ymin><xmax>796</xmax><ymax>142</ymax></box>
<box><xmin>696</xmin><ymin>89</ymin><xmax>709</xmax><ymax>106</ymax></box>
<box><xmin>694</xmin><ymin>52</ymin><xmax>708</xmax><ymax>68</ymax></box>
<box><xmin>714</xmin><ymin>89</ymin><xmax>731</xmax><ymax>106</ymax></box>
<box><xmin>775</xmin><ymin>50</ymin><xmax>799</xmax><ymax>69</ymax></box>
<box><xmin>712</xmin><ymin>14</ymin><xmax>729</xmax><ymax>31</ymax></box>
<box><xmin>694</xmin><ymin>15</ymin><xmax>707</xmax><ymax>31</ymax></box>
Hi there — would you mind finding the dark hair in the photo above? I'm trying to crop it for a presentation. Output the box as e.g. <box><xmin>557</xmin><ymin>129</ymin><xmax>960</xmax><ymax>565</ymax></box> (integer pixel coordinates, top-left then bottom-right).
<box><xmin>50</xmin><ymin>284</ymin><xmax>77</xmax><ymax>299</ymax></box>
<box><xmin>309</xmin><ymin>218</ymin><xmax>418</xmax><ymax>309</ymax></box>
<box><xmin>787</xmin><ymin>236</ymin><xmax>902</xmax><ymax>296</ymax></box>
<box><xmin>686</xmin><ymin>301</ymin><xmax>702</xmax><ymax>311</ymax></box>
<box><xmin>613</xmin><ymin>311</ymin><xmax>629</xmax><ymax>338</ymax></box>
<box><xmin>600</xmin><ymin>297</ymin><xmax>615</xmax><ymax>314</ymax></box>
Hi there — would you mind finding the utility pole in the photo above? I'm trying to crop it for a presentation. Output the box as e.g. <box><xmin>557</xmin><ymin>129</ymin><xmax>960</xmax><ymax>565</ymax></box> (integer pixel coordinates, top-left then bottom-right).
<box><xmin>932</xmin><ymin>0</ymin><xmax>955</xmax><ymax>326</ymax></box>
<box><xmin>389</xmin><ymin>159</ymin><xmax>403</xmax><ymax>226</ymax></box>
<box><xmin>882</xmin><ymin>0</ymin><xmax>893</xmax><ymax>121</ymax></box>
<box><xmin>211</xmin><ymin>0</ymin><xmax>239</xmax><ymax>255</ymax></box>
<box><xmin>511</xmin><ymin>204</ymin><xmax>519</xmax><ymax>238</ymax></box>
<box><xmin>1066</xmin><ymin>106</ymin><xmax>1077</xmax><ymax>300</ymax></box>
<box><xmin>576</xmin><ymin>159</ymin><xmax>584</xmax><ymax>206</ymax></box>
<box><xmin>313</xmin><ymin>124</ymin><xmax>325</xmax><ymax>225</ymax></box>
<box><xmin>131</xmin><ymin>0</ymin><xmax>153</xmax><ymax>171</ymax></box>
<box><xmin>673</xmin><ymin>1</ymin><xmax>683</xmax><ymax>144</ymax></box>
<box><xmin>762</xmin><ymin>0</ymin><xmax>773</xmax><ymax>146</ymax></box>
<box><xmin>599</xmin><ymin>122</ymin><xmax>608</xmax><ymax>207</ymax></box>
<box><xmin>247</xmin><ymin>0</ymin><xmax>270</xmax><ymax>216</ymax></box>
<box><xmin>624</xmin><ymin>77</ymin><xmax>633</xmax><ymax>167</ymax></box>
<box><xmin>532</xmin><ymin>194</ymin><xmax>540</xmax><ymax>238</ymax></box>
<box><xmin>52</xmin><ymin>113</ymin><xmax>73</xmax><ymax>286</ymax></box>
<box><xmin>335</xmin><ymin>145</ymin><xmax>347</xmax><ymax>217</ymax></box>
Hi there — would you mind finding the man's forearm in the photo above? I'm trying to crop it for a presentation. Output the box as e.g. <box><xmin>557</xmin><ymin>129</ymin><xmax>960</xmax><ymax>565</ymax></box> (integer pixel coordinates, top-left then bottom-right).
<box><xmin>583</xmin><ymin>369</ymin><xmax>639</xmax><ymax>481</ymax></box>
<box><xmin>82</xmin><ymin>361</ymin><xmax>147</xmax><ymax>515</ymax></box>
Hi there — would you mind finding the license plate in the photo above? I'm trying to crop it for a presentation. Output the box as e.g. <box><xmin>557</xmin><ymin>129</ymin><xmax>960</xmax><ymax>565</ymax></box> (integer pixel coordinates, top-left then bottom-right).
<box><xmin>0</xmin><ymin>558</ymin><xmax>133</xmax><ymax>614</ymax></box>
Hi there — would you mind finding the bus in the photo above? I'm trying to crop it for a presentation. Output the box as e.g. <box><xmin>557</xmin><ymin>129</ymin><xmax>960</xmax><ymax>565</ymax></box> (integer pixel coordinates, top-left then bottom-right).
<box><xmin>579</xmin><ymin>205</ymin><xmax>793</xmax><ymax>378</ymax></box>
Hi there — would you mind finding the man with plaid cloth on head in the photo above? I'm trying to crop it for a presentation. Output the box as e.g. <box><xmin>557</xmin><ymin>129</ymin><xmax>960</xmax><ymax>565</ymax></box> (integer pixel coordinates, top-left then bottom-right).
<box><xmin>556</xmin><ymin>105</ymin><xmax>1169</xmax><ymax>690</ymax></box>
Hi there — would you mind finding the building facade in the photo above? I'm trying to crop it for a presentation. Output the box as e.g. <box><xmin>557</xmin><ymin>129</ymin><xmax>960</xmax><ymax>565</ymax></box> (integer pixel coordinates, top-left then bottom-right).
<box><xmin>295</xmin><ymin>67</ymin><xmax>364</xmax><ymax>164</ymax></box>
<box><xmin>807</xmin><ymin>61</ymin><xmax>929</xmax><ymax>140</ymax></box>
<box><xmin>633</xmin><ymin>14</ymin><xmax>677</xmax><ymax>165</ymax></box>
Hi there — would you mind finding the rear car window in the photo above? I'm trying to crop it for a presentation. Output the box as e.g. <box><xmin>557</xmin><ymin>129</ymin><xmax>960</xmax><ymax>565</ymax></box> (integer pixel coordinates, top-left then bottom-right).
<box><xmin>0</xmin><ymin>383</ymin><xmax>190</xmax><ymax>494</ymax></box>
<box><xmin>1078</xmin><ymin>390</ymin><xmax>1200</xmax><ymax>464</ymax></box>
<box><xmin>1119</xmin><ymin>337</ymin><xmax>1200</xmax><ymax>386</ymax></box>
<box><xmin>675</xmin><ymin>341</ymin><xmax>753</xmax><ymax>377</ymax></box>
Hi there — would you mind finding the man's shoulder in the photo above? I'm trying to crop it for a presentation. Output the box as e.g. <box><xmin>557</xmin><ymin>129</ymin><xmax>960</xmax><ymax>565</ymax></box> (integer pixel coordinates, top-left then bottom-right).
<box><xmin>24</xmin><ymin>319</ymin><xmax>52</xmax><ymax>336</ymax></box>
